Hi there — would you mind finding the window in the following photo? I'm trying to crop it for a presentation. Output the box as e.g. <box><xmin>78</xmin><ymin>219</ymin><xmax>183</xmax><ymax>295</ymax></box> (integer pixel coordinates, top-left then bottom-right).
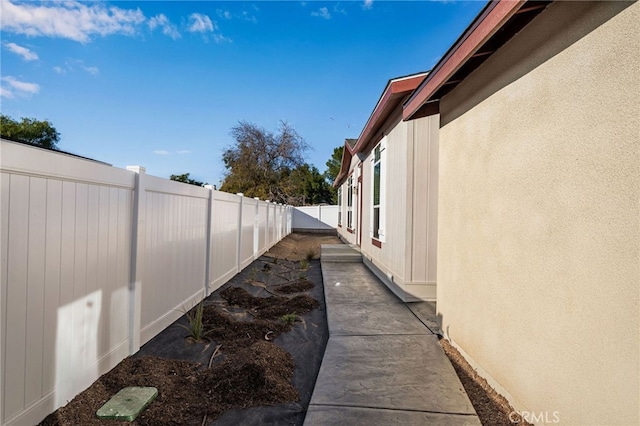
<box><xmin>347</xmin><ymin>175</ymin><xmax>353</xmax><ymax>229</ymax></box>
<box><xmin>337</xmin><ymin>187</ymin><xmax>342</xmax><ymax>226</ymax></box>
<box><xmin>371</xmin><ymin>140</ymin><xmax>385</xmax><ymax>242</ymax></box>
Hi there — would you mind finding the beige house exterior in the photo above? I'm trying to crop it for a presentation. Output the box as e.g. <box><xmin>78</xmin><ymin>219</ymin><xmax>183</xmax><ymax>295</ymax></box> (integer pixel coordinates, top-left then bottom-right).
<box><xmin>335</xmin><ymin>72</ymin><xmax>440</xmax><ymax>302</ymax></box>
<box><xmin>337</xmin><ymin>0</ymin><xmax>638</xmax><ymax>424</ymax></box>
<box><xmin>402</xmin><ymin>1</ymin><xmax>639</xmax><ymax>424</ymax></box>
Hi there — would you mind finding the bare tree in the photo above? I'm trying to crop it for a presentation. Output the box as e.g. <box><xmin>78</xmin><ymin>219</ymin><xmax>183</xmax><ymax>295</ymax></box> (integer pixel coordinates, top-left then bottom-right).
<box><xmin>220</xmin><ymin>121</ymin><xmax>311</xmax><ymax>203</ymax></box>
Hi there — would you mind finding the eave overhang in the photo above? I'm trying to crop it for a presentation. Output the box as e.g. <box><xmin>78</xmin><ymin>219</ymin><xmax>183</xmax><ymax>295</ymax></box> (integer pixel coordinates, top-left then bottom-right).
<box><xmin>334</xmin><ymin>72</ymin><xmax>427</xmax><ymax>187</ymax></box>
<box><xmin>403</xmin><ymin>0</ymin><xmax>551</xmax><ymax>121</ymax></box>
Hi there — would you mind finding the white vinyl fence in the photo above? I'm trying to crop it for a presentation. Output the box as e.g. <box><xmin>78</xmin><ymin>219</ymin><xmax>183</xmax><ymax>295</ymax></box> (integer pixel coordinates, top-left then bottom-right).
<box><xmin>293</xmin><ymin>205</ymin><xmax>338</xmax><ymax>231</ymax></box>
<box><xmin>0</xmin><ymin>139</ymin><xmax>292</xmax><ymax>426</ymax></box>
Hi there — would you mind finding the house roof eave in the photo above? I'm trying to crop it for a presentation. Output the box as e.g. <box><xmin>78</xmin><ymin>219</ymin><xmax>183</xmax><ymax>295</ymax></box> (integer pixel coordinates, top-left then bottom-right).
<box><xmin>403</xmin><ymin>0</ymin><xmax>551</xmax><ymax>120</ymax></box>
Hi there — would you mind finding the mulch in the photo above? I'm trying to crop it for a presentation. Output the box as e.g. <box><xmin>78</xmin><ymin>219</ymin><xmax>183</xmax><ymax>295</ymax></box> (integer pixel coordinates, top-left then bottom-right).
<box><xmin>39</xmin><ymin>235</ymin><xmax>333</xmax><ymax>426</ymax></box>
<box><xmin>440</xmin><ymin>338</ymin><xmax>532</xmax><ymax>426</ymax></box>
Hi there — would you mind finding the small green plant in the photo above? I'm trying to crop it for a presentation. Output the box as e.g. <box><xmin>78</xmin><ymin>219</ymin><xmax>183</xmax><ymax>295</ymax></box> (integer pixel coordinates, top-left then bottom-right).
<box><xmin>247</xmin><ymin>266</ymin><xmax>258</xmax><ymax>282</ymax></box>
<box><xmin>305</xmin><ymin>249</ymin><xmax>316</xmax><ymax>261</ymax></box>
<box><xmin>272</xmin><ymin>257</ymin><xmax>279</xmax><ymax>264</ymax></box>
<box><xmin>280</xmin><ymin>313</ymin><xmax>298</xmax><ymax>326</ymax></box>
<box><xmin>299</xmin><ymin>258</ymin><xmax>309</xmax><ymax>270</ymax></box>
<box><xmin>178</xmin><ymin>299</ymin><xmax>211</xmax><ymax>342</ymax></box>
<box><xmin>298</xmin><ymin>272</ymin><xmax>307</xmax><ymax>280</ymax></box>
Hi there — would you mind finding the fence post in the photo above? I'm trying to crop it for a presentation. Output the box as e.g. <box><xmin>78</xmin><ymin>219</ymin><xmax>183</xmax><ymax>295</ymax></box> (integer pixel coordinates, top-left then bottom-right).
<box><xmin>236</xmin><ymin>193</ymin><xmax>243</xmax><ymax>273</ymax></box>
<box><xmin>253</xmin><ymin>197</ymin><xmax>260</xmax><ymax>259</ymax></box>
<box><xmin>204</xmin><ymin>185</ymin><xmax>215</xmax><ymax>295</ymax></box>
<box><xmin>265</xmin><ymin>201</ymin><xmax>270</xmax><ymax>248</ymax></box>
<box><xmin>126</xmin><ymin>165</ymin><xmax>145</xmax><ymax>355</ymax></box>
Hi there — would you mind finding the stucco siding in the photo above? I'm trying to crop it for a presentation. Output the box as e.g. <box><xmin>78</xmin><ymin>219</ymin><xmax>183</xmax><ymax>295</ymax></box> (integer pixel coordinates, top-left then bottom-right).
<box><xmin>437</xmin><ymin>1</ymin><xmax>639</xmax><ymax>424</ymax></box>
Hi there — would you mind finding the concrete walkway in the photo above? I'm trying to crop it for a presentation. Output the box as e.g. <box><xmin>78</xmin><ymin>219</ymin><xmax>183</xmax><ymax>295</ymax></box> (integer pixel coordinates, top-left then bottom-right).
<box><xmin>304</xmin><ymin>245</ymin><xmax>480</xmax><ymax>425</ymax></box>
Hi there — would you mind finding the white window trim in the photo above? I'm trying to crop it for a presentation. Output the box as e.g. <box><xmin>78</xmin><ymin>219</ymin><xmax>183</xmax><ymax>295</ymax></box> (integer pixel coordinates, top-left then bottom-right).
<box><xmin>347</xmin><ymin>175</ymin><xmax>354</xmax><ymax>230</ymax></box>
<box><xmin>370</xmin><ymin>137</ymin><xmax>386</xmax><ymax>243</ymax></box>
<box><xmin>337</xmin><ymin>186</ymin><xmax>342</xmax><ymax>226</ymax></box>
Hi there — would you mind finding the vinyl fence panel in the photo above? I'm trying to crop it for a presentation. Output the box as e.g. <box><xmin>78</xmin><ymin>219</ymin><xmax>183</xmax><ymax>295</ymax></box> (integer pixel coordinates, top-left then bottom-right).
<box><xmin>239</xmin><ymin>196</ymin><xmax>257</xmax><ymax>270</ymax></box>
<box><xmin>138</xmin><ymin>174</ymin><xmax>210</xmax><ymax>345</ymax></box>
<box><xmin>0</xmin><ymin>139</ymin><xmax>293</xmax><ymax>426</ymax></box>
<box><xmin>209</xmin><ymin>190</ymin><xmax>241</xmax><ymax>292</ymax></box>
<box><xmin>1</xmin><ymin>141</ymin><xmax>134</xmax><ymax>426</ymax></box>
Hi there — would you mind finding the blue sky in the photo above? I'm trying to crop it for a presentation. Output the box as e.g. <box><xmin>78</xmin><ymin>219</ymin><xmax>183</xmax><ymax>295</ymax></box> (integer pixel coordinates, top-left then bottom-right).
<box><xmin>1</xmin><ymin>0</ymin><xmax>485</xmax><ymax>186</ymax></box>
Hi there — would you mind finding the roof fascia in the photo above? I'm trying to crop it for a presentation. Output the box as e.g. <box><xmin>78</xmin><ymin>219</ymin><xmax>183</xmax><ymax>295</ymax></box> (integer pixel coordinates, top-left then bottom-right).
<box><xmin>334</xmin><ymin>73</ymin><xmax>426</xmax><ymax>188</ymax></box>
<box><xmin>403</xmin><ymin>0</ymin><xmax>526</xmax><ymax>120</ymax></box>
<box><xmin>353</xmin><ymin>73</ymin><xmax>427</xmax><ymax>153</ymax></box>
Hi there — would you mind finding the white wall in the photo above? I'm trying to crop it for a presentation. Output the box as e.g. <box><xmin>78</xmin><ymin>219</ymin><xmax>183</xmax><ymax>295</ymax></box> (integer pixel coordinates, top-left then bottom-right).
<box><xmin>340</xmin><ymin>109</ymin><xmax>439</xmax><ymax>302</ymax></box>
<box><xmin>293</xmin><ymin>205</ymin><xmax>338</xmax><ymax>230</ymax></box>
<box><xmin>0</xmin><ymin>139</ymin><xmax>292</xmax><ymax>426</ymax></box>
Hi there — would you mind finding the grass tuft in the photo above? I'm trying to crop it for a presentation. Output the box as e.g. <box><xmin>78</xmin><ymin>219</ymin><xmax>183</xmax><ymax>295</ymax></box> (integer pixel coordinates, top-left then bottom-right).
<box><xmin>280</xmin><ymin>313</ymin><xmax>298</xmax><ymax>326</ymax></box>
<box><xmin>177</xmin><ymin>298</ymin><xmax>211</xmax><ymax>342</ymax></box>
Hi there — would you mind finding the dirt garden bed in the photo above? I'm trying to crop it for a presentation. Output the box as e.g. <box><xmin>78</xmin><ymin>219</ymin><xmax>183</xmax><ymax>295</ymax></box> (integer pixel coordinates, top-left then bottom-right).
<box><xmin>41</xmin><ymin>233</ymin><xmax>340</xmax><ymax>426</ymax></box>
<box><xmin>41</xmin><ymin>232</ymin><xmax>528</xmax><ymax>426</ymax></box>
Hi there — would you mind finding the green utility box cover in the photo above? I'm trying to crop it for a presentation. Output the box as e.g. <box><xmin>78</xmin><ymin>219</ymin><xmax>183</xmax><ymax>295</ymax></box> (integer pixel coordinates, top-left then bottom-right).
<box><xmin>96</xmin><ymin>386</ymin><xmax>158</xmax><ymax>421</ymax></box>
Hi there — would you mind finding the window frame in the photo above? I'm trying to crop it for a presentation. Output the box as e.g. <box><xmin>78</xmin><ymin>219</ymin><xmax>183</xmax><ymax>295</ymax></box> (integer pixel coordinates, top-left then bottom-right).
<box><xmin>370</xmin><ymin>138</ymin><xmax>386</xmax><ymax>244</ymax></box>
<box><xmin>337</xmin><ymin>186</ymin><xmax>342</xmax><ymax>227</ymax></box>
<box><xmin>347</xmin><ymin>174</ymin><xmax>354</xmax><ymax>231</ymax></box>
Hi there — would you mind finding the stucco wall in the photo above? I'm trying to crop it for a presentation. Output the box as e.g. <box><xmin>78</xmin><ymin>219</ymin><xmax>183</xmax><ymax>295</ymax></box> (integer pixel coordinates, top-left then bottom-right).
<box><xmin>437</xmin><ymin>1</ymin><xmax>639</xmax><ymax>424</ymax></box>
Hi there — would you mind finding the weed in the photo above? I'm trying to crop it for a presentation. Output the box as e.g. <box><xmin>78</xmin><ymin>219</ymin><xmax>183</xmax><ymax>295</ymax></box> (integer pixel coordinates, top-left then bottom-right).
<box><xmin>177</xmin><ymin>299</ymin><xmax>211</xmax><ymax>342</ymax></box>
<box><xmin>246</xmin><ymin>266</ymin><xmax>259</xmax><ymax>282</ymax></box>
<box><xmin>298</xmin><ymin>272</ymin><xmax>307</xmax><ymax>280</ymax></box>
<box><xmin>299</xmin><ymin>258</ymin><xmax>309</xmax><ymax>270</ymax></box>
<box><xmin>305</xmin><ymin>249</ymin><xmax>316</xmax><ymax>261</ymax></box>
<box><xmin>280</xmin><ymin>313</ymin><xmax>298</xmax><ymax>326</ymax></box>
<box><xmin>272</xmin><ymin>257</ymin><xmax>279</xmax><ymax>264</ymax></box>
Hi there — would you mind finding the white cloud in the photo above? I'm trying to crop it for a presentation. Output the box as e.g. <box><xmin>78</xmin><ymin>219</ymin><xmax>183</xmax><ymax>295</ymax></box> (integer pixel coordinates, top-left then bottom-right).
<box><xmin>4</xmin><ymin>42</ymin><xmax>38</xmax><ymax>61</ymax></box>
<box><xmin>0</xmin><ymin>86</ymin><xmax>15</xmax><ymax>98</ymax></box>
<box><xmin>311</xmin><ymin>7</ymin><xmax>331</xmax><ymax>19</ymax></box>
<box><xmin>212</xmin><ymin>33</ymin><xmax>232</xmax><ymax>44</ymax></box>
<box><xmin>53</xmin><ymin>59</ymin><xmax>99</xmax><ymax>75</ymax></box>
<box><xmin>82</xmin><ymin>65</ymin><xmax>99</xmax><ymax>75</ymax></box>
<box><xmin>176</xmin><ymin>150</ymin><xmax>191</xmax><ymax>154</ymax></box>
<box><xmin>363</xmin><ymin>0</ymin><xmax>374</xmax><ymax>10</ymax></box>
<box><xmin>187</xmin><ymin>13</ymin><xmax>214</xmax><ymax>33</ymax></box>
<box><xmin>240</xmin><ymin>11</ymin><xmax>257</xmax><ymax>24</ymax></box>
<box><xmin>333</xmin><ymin>4</ymin><xmax>347</xmax><ymax>16</ymax></box>
<box><xmin>0</xmin><ymin>0</ymin><xmax>145</xmax><ymax>43</ymax></box>
<box><xmin>1</xmin><ymin>0</ymin><xmax>228</xmax><ymax>45</ymax></box>
<box><xmin>216</xmin><ymin>9</ymin><xmax>256</xmax><ymax>24</ymax></box>
<box><xmin>217</xmin><ymin>10</ymin><xmax>232</xmax><ymax>20</ymax></box>
<box><xmin>148</xmin><ymin>14</ymin><xmax>180</xmax><ymax>40</ymax></box>
<box><xmin>153</xmin><ymin>150</ymin><xmax>171</xmax><ymax>155</ymax></box>
<box><xmin>1</xmin><ymin>76</ymin><xmax>40</xmax><ymax>97</ymax></box>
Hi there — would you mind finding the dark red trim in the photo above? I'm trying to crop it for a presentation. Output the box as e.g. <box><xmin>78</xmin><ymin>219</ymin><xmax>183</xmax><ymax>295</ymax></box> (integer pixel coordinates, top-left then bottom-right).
<box><xmin>372</xmin><ymin>239</ymin><xmax>382</xmax><ymax>248</ymax></box>
<box><xmin>347</xmin><ymin>228</ymin><xmax>355</xmax><ymax>234</ymax></box>
<box><xmin>403</xmin><ymin>0</ymin><xmax>526</xmax><ymax>120</ymax></box>
<box><xmin>355</xmin><ymin>74</ymin><xmax>426</xmax><ymax>154</ymax></box>
<box><xmin>334</xmin><ymin>73</ymin><xmax>427</xmax><ymax>188</ymax></box>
